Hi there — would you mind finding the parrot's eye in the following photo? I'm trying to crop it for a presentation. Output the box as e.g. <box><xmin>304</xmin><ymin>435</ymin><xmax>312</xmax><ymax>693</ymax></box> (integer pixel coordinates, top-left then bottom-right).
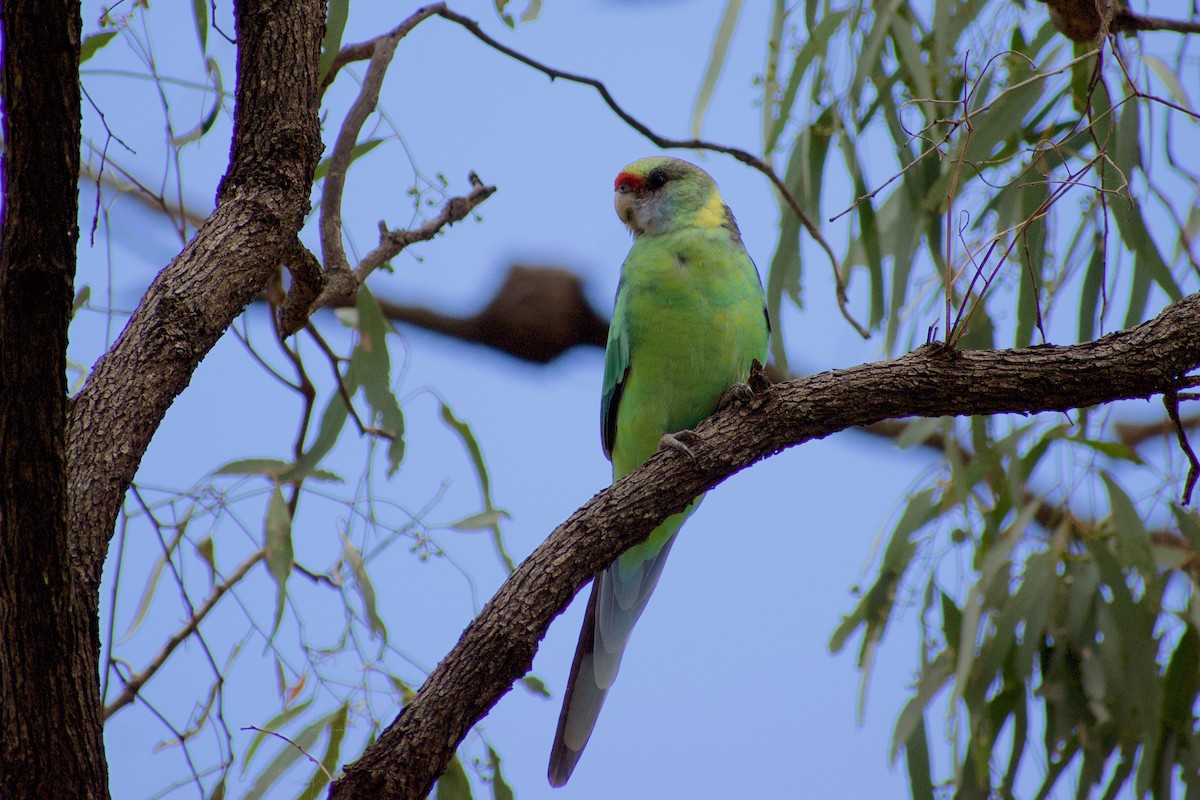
<box><xmin>616</xmin><ymin>181</ymin><xmax>632</xmax><ymax>193</ymax></box>
<box><xmin>644</xmin><ymin>170</ymin><xmax>668</xmax><ymax>192</ymax></box>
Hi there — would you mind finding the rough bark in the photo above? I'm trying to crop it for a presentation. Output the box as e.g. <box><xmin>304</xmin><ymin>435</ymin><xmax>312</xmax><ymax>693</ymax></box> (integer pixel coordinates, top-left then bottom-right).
<box><xmin>0</xmin><ymin>0</ymin><xmax>110</xmax><ymax>797</ymax></box>
<box><xmin>329</xmin><ymin>291</ymin><xmax>1200</xmax><ymax>799</ymax></box>
<box><xmin>65</xmin><ymin>0</ymin><xmax>325</xmax><ymax>591</ymax></box>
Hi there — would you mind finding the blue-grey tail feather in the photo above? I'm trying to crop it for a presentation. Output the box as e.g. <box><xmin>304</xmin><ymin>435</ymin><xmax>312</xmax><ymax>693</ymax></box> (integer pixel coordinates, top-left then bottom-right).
<box><xmin>593</xmin><ymin>536</ymin><xmax>677</xmax><ymax>688</ymax></box>
<box><xmin>548</xmin><ymin>536</ymin><xmax>678</xmax><ymax>787</ymax></box>
<box><xmin>549</xmin><ymin>582</ymin><xmax>605</xmax><ymax>787</ymax></box>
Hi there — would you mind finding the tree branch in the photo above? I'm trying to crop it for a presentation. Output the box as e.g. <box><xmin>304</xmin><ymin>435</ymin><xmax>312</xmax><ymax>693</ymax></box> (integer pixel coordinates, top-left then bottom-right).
<box><xmin>317</xmin><ymin>4</ymin><xmax>444</xmax><ymax>278</ymax></box>
<box><xmin>330</xmin><ymin>293</ymin><xmax>1200</xmax><ymax>798</ymax></box>
<box><xmin>326</xmin><ymin>264</ymin><xmax>609</xmax><ymax>363</ymax></box>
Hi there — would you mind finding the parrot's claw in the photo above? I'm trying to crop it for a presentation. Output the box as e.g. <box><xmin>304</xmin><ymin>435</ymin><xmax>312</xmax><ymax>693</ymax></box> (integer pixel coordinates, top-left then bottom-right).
<box><xmin>659</xmin><ymin>430</ymin><xmax>702</xmax><ymax>460</ymax></box>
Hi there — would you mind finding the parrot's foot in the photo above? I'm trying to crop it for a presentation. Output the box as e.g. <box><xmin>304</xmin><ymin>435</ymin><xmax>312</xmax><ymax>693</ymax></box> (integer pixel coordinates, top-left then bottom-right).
<box><xmin>717</xmin><ymin>382</ymin><xmax>753</xmax><ymax>410</ymax></box>
<box><xmin>659</xmin><ymin>430</ymin><xmax>702</xmax><ymax>460</ymax></box>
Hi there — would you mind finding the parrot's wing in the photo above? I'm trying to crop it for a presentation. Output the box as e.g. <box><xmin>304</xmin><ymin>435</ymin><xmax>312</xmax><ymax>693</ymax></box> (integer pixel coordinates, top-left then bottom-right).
<box><xmin>599</xmin><ymin>278</ymin><xmax>630</xmax><ymax>461</ymax></box>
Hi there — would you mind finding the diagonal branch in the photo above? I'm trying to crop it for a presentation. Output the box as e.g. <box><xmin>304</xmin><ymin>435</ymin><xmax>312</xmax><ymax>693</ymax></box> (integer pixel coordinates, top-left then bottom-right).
<box><xmin>66</xmin><ymin>0</ymin><xmax>326</xmax><ymax>590</ymax></box>
<box><xmin>330</xmin><ymin>292</ymin><xmax>1200</xmax><ymax>798</ymax></box>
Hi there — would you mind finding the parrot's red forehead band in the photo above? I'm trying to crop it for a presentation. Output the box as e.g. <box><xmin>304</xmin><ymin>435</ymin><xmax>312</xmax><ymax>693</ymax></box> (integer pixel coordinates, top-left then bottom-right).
<box><xmin>614</xmin><ymin>171</ymin><xmax>644</xmax><ymax>192</ymax></box>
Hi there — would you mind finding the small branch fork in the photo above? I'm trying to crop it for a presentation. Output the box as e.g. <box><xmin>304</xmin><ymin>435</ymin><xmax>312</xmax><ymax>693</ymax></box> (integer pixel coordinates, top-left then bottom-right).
<box><xmin>279</xmin><ymin>4</ymin><xmax>497</xmax><ymax>337</ymax></box>
<box><xmin>315</xmin><ymin>3</ymin><xmax>868</xmax><ymax>338</ymax></box>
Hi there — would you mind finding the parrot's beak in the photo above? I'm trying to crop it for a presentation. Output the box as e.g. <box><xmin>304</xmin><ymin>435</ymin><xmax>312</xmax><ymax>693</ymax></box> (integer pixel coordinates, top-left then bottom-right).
<box><xmin>614</xmin><ymin>188</ymin><xmax>639</xmax><ymax>236</ymax></box>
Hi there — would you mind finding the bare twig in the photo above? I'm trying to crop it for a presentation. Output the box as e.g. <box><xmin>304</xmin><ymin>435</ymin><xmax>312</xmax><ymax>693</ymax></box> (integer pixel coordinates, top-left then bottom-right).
<box><xmin>241</xmin><ymin>725</ymin><xmax>334</xmax><ymax>781</ymax></box>
<box><xmin>104</xmin><ymin>548</ymin><xmax>266</xmax><ymax>719</ymax></box>
<box><xmin>429</xmin><ymin>6</ymin><xmax>868</xmax><ymax>337</ymax></box>
<box><xmin>1165</xmin><ymin>390</ymin><xmax>1200</xmax><ymax>505</ymax></box>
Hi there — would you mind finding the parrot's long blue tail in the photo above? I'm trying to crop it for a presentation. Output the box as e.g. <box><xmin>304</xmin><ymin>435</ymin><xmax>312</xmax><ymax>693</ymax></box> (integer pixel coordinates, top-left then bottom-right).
<box><xmin>547</xmin><ymin>535</ymin><xmax>677</xmax><ymax>787</ymax></box>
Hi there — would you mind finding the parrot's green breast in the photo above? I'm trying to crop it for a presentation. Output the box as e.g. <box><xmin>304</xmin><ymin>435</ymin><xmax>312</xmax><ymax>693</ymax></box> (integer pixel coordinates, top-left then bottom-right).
<box><xmin>611</xmin><ymin>225</ymin><xmax>767</xmax><ymax>479</ymax></box>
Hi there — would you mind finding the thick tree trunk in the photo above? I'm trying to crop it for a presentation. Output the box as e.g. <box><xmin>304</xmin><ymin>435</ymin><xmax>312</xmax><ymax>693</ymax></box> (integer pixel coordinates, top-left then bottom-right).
<box><xmin>0</xmin><ymin>1</ymin><xmax>110</xmax><ymax>797</ymax></box>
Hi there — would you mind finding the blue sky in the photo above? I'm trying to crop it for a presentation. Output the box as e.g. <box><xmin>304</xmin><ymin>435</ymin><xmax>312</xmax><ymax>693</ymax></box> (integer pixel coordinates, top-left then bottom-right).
<box><xmin>70</xmin><ymin>1</ymin><xmax>1183</xmax><ymax>798</ymax></box>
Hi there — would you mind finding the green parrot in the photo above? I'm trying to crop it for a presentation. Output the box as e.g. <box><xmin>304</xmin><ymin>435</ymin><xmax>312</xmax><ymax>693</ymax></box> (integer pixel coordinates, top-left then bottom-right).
<box><xmin>548</xmin><ymin>157</ymin><xmax>770</xmax><ymax>787</ymax></box>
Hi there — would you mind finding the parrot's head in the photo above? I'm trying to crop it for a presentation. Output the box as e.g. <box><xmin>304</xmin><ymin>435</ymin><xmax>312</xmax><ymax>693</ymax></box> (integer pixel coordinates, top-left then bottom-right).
<box><xmin>613</xmin><ymin>157</ymin><xmax>738</xmax><ymax>239</ymax></box>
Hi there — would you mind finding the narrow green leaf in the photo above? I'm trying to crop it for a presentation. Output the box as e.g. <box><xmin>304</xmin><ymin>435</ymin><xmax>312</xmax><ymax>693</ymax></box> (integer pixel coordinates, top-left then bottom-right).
<box><xmin>691</xmin><ymin>0</ymin><xmax>744</xmax><ymax>139</ymax></box>
<box><xmin>903</xmin><ymin>715</ymin><xmax>936</xmax><ymax>800</ymax></box>
<box><xmin>1172</xmin><ymin>505</ymin><xmax>1200</xmax><ymax>553</ymax></box>
<box><xmin>264</xmin><ymin>486</ymin><xmax>294</xmax><ymax>639</ymax></box>
<box><xmin>888</xmin><ymin>16</ymin><xmax>934</xmax><ymax>116</ymax></box>
<box><xmin>891</xmin><ymin>649</ymin><xmax>955</xmax><ymax>762</ymax></box>
<box><xmin>170</xmin><ymin>58</ymin><xmax>223</xmax><ymax>146</ymax></box>
<box><xmin>850</xmin><ymin>0</ymin><xmax>901</xmax><ymax>107</ymax></box>
<box><xmin>213</xmin><ymin>458</ymin><xmax>290</xmax><ymax>478</ymax></box>
<box><xmin>314</xmin><ymin>139</ymin><xmax>386</xmax><ymax>182</ymax></box>
<box><xmin>830</xmin><ymin>488</ymin><xmax>935</xmax><ymax>655</ymax></box>
<box><xmin>195</xmin><ymin>536</ymin><xmax>216</xmax><ymax>586</ymax></box>
<box><xmin>318</xmin><ymin>0</ymin><xmax>350</xmax><ymax>82</ymax></box>
<box><xmin>340</xmin><ymin>534</ymin><xmax>387</xmax><ymax>643</ymax></box>
<box><xmin>1112</xmin><ymin>98</ymin><xmax>1141</xmax><ymax>179</ymax></box>
<box><xmin>1145</xmin><ymin>55</ymin><xmax>1194</xmax><ymax>112</ymax></box>
<box><xmin>80</xmin><ymin>31</ymin><xmax>118</xmax><ymax>64</ymax></box>
<box><xmin>951</xmin><ymin>503</ymin><xmax>1035</xmax><ymax>717</ymax></box>
<box><xmin>765</xmin><ymin>138</ymin><xmax>805</xmax><ymax>374</ymax></box>
<box><xmin>71</xmin><ymin>285</ymin><xmax>90</xmax><ymax>319</ymax></box>
<box><xmin>352</xmin><ymin>286</ymin><xmax>405</xmax><ymax>475</ymax></box>
<box><xmin>297</xmin><ymin>702</ymin><xmax>349</xmax><ymax>800</ymax></box>
<box><xmin>1101</xmin><ymin>472</ymin><xmax>1153</xmax><ymax>575</ymax></box>
<box><xmin>448</xmin><ymin>509</ymin><xmax>512</xmax><ymax>532</ymax></box>
<box><xmin>118</xmin><ymin>525</ymin><xmax>186</xmax><ymax>643</ymax></box>
<box><xmin>440</xmin><ymin>401</ymin><xmax>513</xmax><ymax>572</ymax></box>
<box><xmin>435</xmin><ymin>753</ymin><xmax>474</xmax><ymax>800</ymax></box>
<box><xmin>760</xmin><ymin>0</ymin><xmax>785</xmax><ymax>151</ymax></box>
<box><xmin>487</xmin><ymin>746</ymin><xmax>514</xmax><ymax>800</ymax></box>
<box><xmin>765</xmin><ymin>10</ymin><xmax>849</xmax><ymax>155</ymax></box>
<box><xmin>191</xmin><ymin>0</ymin><xmax>208</xmax><ymax>53</ymax></box>
<box><xmin>1077</xmin><ymin>236</ymin><xmax>1105</xmax><ymax>342</ymax></box>
<box><xmin>283</xmin><ymin>366</ymin><xmax>357</xmax><ymax>483</ymax></box>
<box><xmin>1071</xmin><ymin>437</ymin><xmax>1142</xmax><ymax>465</ymax></box>
<box><xmin>1123</xmin><ymin>251</ymin><xmax>1153</xmax><ymax>329</ymax></box>
<box><xmin>923</xmin><ymin>69</ymin><xmax>1047</xmax><ymax>210</ymax></box>
<box><xmin>519</xmin><ymin>0</ymin><xmax>541</xmax><ymax>23</ymax></box>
